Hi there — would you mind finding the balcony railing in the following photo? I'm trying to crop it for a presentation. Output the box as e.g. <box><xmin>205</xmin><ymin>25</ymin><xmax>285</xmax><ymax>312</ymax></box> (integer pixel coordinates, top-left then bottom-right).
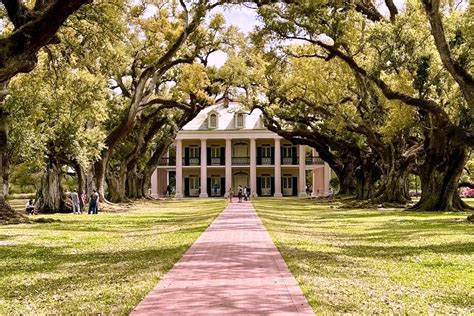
<box><xmin>209</xmin><ymin>157</ymin><xmax>225</xmax><ymax>166</ymax></box>
<box><xmin>157</xmin><ymin>156</ymin><xmax>324</xmax><ymax>166</ymax></box>
<box><xmin>157</xmin><ymin>157</ymin><xmax>176</xmax><ymax>166</ymax></box>
<box><xmin>306</xmin><ymin>157</ymin><xmax>325</xmax><ymax>165</ymax></box>
<box><xmin>260</xmin><ymin>157</ymin><xmax>272</xmax><ymax>165</ymax></box>
<box><xmin>232</xmin><ymin>157</ymin><xmax>250</xmax><ymax>165</ymax></box>
<box><xmin>183</xmin><ymin>157</ymin><xmax>200</xmax><ymax>166</ymax></box>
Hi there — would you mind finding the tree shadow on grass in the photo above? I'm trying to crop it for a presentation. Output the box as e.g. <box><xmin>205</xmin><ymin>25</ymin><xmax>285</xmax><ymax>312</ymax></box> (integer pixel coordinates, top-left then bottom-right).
<box><xmin>0</xmin><ymin>242</ymin><xmax>192</xmax><ymax>309</ymax></box>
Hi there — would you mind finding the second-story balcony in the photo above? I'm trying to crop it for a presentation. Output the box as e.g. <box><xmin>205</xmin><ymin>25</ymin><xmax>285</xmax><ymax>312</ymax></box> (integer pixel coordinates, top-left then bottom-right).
<box><xmin>158</xmin><ymin>157</ymin><xmax>176</xmax><ymax>166</ymax></box>
<box><xmin>232</xmin><ymin>157</ymin><xmax>250</xmax><ymax>165</ymax></box>
<box><xmin>306</xmin><ymin>157</ymin><xmax>325</xmax><ymax>165</ymax></box>
<box><xmin>183</xmin><ymin>157</ymin><xmax>200</xmax><ymax>166</ymax></box>
<box><xmin>260</xmin><ymin>157</ymin><xmax>272</xmax><ymax>165</ymax></box>
<box><xmin>208</xmin><ymin>157</ymin><xmax>225</xmax><ymax>166</ymax></box>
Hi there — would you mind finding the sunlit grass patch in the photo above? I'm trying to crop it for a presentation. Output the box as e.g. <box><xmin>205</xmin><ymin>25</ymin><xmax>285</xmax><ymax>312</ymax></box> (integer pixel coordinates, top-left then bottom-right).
<box><xmin>252</xmin><ymin>198</ymin><xmax>474</xmax><ymax>314</ymax></box>
<box><xmin>0</xmin><ymin>199</ymin><xmax>226</xmax><ymax>315</ymax></box>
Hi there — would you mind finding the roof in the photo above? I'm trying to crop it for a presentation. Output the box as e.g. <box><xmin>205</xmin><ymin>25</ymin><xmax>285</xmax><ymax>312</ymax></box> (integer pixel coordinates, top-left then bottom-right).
<box><xmin>181</xmin><ymin>101</ymin><xmax>265</xmax><ymax>131</ymax></box>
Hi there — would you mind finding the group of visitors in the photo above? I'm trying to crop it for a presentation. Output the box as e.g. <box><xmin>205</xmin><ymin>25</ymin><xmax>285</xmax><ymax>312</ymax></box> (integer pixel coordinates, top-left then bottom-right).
<box><xmin>25</xmin><ymin>199</ymin><xmax>38</xmax><ymax>215</ymax></box>
<box><xmin>228</xmin><ymin>185</ymin><xmax>251</xmax><ymax>203</ymax></box>
<box><xmin>24</xmin><ymin>189</ymin><xmax>99</xmax><ymax>215</ymax></box>
<box><xmin>70</xmin><ymin>189</ymin><xmax>100</xmax><ymax>214</ymax></box>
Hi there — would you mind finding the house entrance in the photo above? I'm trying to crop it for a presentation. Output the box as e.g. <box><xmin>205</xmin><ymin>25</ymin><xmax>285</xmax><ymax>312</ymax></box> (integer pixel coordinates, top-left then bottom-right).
<box><xmin>233</xmin><ymin>172</ymin><xmax>248</xmax><ymax>193</ymax></box>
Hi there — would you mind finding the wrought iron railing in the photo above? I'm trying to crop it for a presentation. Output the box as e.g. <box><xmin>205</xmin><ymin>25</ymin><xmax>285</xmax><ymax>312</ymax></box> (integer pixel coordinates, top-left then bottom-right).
<box><xmin>232</xmin><ymin>157</ymin><xmax>250</xmax><ymax>165</ymax></box>
<box><xmin>182</xmin><ymin>157</ymin><xmax>200</xmax><ymax>166</ymax></box>
<box><xmin>260</xmin><ymin>157</ymin><xmax>272</xmax><ymax>165</ymax></box>
<box><xmin>305</xmin><ymin>157</ymin><xmax>325</xmax><ymax>165</ymax></box>
<box><xmin>209</xmin><ymin>157</ymin><xmax>225</xmax><ymax>166</ymax></box>
<box><xmin>157</xmin><ymin>157</ymin><xmax>176</xmax><ymax>166</ymax></box>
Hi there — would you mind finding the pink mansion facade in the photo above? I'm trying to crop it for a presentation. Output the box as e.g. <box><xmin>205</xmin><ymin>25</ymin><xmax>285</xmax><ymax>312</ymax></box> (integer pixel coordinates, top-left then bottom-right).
<box><xmin>150</xmin><ymin>102</ymin><xmax>331</xmax><ymax>198</ymax></box>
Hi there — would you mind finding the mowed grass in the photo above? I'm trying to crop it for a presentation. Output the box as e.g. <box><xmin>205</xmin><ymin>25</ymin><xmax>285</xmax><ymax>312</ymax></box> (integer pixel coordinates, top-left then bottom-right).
<box><xmin>0</xmin><ymin>199</ymin><xmax>226</xmax><ymax>315</ymax></box>
<box><xmin>253</xmin><ymin>198</ymin><xmax>474</xmax><ymax>314</ymax></box>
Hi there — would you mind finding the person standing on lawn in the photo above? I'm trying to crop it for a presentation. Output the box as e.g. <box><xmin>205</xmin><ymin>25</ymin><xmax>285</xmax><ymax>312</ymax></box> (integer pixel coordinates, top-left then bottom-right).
<box><xmin>88</xmin><ymin>190</ymin><xmax>100</xmax><ymax>214</ymax></box>
<box><xmin>71</xmin><ymin>190</ymin><xmax>81</xmax><ymax>214</ymax></box>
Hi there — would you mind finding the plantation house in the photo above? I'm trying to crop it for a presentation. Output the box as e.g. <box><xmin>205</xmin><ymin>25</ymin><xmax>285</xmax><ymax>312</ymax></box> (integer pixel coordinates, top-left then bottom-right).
<box><xmin>150</xmin><ymin>102</ymin><xmax>331</xmax><ymax>198</ymax></box>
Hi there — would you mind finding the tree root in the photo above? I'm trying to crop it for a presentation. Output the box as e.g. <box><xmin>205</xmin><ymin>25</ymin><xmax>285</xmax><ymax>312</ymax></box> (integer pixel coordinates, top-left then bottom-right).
<box><xmin>0</xmin><ymin>199</ymin><xmax>30</xmax><ymax>225</ymax></box>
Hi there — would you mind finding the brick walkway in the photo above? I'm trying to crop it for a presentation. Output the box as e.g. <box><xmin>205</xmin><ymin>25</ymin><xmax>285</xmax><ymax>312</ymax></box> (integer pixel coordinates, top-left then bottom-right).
<box><xmin>131</xmin><ymin>201</ymin><xmax>313</xmax><ymax>315</ymax></box>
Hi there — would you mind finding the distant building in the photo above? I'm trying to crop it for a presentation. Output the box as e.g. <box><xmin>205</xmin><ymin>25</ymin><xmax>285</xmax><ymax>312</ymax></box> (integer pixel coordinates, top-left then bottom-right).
<box><xmin>151</xmin><ymin>102</ymin><xmax>331</xmax><ymax>198</ymax></box>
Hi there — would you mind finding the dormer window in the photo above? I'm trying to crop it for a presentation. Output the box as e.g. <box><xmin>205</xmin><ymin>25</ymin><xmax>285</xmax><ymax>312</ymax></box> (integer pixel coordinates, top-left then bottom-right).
<box><xmin>208</xmin><ymin>112</ymin><xmax>218</xmax><ymax>129</ymax></box>
<box><xmin>235</xmin><ymin>113</ymin><xmax>245</xmax><ymax>128</ymax></box>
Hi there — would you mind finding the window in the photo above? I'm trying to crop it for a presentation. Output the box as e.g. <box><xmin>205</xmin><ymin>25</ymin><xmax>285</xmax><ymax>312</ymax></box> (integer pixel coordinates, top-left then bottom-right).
<box><xmin>282</xmin><ymin>175</ymin><xmax>293</xmax><ymax>196</ymax></box>
<box><xmin>261</xmin><ymin>144</ymin><xmax>272</xmax><ymax>165</ymax></box>
<box><xmin>189</xmin><ymin>175</ymin><xmax>200</xmax><ymax>197</ymax></box>
<box><xmin>189</xmin><ymin>146</ymin><xmax>199</xmax><ymax>158</ymax></box>
<box><xmin>190</xmin><ymin>176</ymin><xmax>200</xmax><ymax>190</ymax></box>
<box><xmin>261</xmin><ymin>175</ymin><xmax>271</xmax><ymax>196</ymax></box>
<box><xmin>235</xmin><ymin>113</ymin><xmax>244</xmax><ymax>128</ymax></box>
<box><xmin>211</xmin><ymin>146</ymin><xmax>220</xmax><ymax>158</ymax></box>
<box><xmin>189</xmin><ymin>146</ymin><xmax>199</xmax><ymax>166</ymax></box>
<box><xmin>283</xmin><ymin>176</ymin><xmax>293</xmax><ymax>189</ymax></box>
<box><xmin>210</xmin><ymin>176</ymin><xmax>221</xmax><ymax>196</ymax></box>
<box><xmin>210</xmin><ymin>146</ymin><xmax>221</xmax><ymax>165</ymax></box>
<box><xmin>262</xmin><ymin>145</ymin><xmax>271</xmax><ymax>158</ymax></box>
<box><xmin>208</xmin><ymin>113</ymin><xmax>217</xmax><ymax>128</ymax></box>
<box><xmin>282</xmin><ymin>145</ymin><xmax>293</xmax><ymax>165</ymax></box>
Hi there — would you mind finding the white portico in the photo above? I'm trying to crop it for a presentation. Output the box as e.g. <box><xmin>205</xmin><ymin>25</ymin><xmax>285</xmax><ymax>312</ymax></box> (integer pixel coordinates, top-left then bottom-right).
<box><xmin>151</xmin><ymin>102</ymin><xmax>331</xmax><ymax>198</ymax></box>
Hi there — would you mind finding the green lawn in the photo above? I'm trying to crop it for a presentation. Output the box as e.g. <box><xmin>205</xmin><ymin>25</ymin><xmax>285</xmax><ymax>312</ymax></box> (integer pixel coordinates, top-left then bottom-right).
<box><xmin>0</xmin><ymin>199</ymin><xmax>226</xmax><ymax>315</ymax></box>
<box><xmin>253</xmin><ymin>198</ymin><xmax>474</xmax><ymax>314</ymax></box>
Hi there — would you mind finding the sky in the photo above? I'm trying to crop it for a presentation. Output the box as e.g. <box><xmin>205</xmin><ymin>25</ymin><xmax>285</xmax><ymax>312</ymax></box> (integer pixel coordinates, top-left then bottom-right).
<box><xmin>142</xmin><ymin>1</ymin><xmax>410</xmax><ymax>67</ymax></box>
<box><xmin>207</xmin><ymin>1</ymin><xmax>408</xmax><ymax>67</ymax></box>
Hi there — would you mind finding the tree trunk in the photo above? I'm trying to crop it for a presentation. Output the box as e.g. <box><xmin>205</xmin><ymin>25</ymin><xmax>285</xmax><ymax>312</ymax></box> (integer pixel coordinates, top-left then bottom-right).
<box><xmin>141</xmin><ymin>173</ymin><xmax>152</xmax><ymax>198</ymax></box>
<box><xmin>373</xmin><ymin>149</ymin><xmax>412</xmax><ymax>204</ymax></box>
<box><xmin>126</xmin><ymin>171</ymin><xmax>145</xmax><ymax>199</ymax></box>
<box><xmin>106</xmin><ymin>169</ymin><xmax>127</xmax><ymax>203</ymax></box>
<box><xmin>0</xmin><ymin>82</ymin><xmax>28</xmax><ymax>223</ymax></box>
<box><xmin>93</xmin><ymin>156</ymin><xmax>107</xmax><ymax>202</ymax></box>
<box><xmin>334</xmin><ymin>160</ymin><xmax>357</xmax><ymax>195</ymax></box>
<box><xmin>355</xmin><ymin>158</ymin><xmax>380</xmax><ymax>200</ymax></box>
<box><xmin>411</xmin><ymin>145</ymin><xmax>471</xmax><ymax>212</ymax></box>
<box><xmin>374</xmin><ymin>170</ymin><xmax>410</xmax><ymax>204</ymax></box>
<box><xmin>37</xmin><ymin>159</ymin><xmax>70</xmax><ymax>213</ymax></box>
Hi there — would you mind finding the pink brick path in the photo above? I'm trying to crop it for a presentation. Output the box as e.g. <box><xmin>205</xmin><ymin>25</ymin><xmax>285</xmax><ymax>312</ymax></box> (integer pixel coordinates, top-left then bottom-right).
<box><xmin>131</xmin><ymin>201</ymin><xmax>313</xmax><ymax>315</ymax></box>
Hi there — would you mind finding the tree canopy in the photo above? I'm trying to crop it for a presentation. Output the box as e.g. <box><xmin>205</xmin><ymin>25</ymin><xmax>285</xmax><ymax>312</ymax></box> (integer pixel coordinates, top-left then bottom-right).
<box><xmin>0</xmin><ymin>0</ymin><xmax>472</xmax><ymax>221</ymax></box>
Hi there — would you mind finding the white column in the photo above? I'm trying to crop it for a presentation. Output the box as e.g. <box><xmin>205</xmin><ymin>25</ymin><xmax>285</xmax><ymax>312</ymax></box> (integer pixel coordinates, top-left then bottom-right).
<box><xmin>312</xmin><ymin>168</ymin><xmax>318</xmax><ymax>197</ymax></box>
<box><xmin>175</xmin><ymin>139</ymin><xmax>183</xmax><ymax>198</ymax></box>
<box><xmin>324</xmin><ymin>162</ymin><xmax>331</xmax><ymax>195</ymax></box>
<box><xmin>250</xmin><ymin>138</ymin><xmax>257</xmax><ymax>197</ymax></box>
<box><xmin>298</xmin><ymin>145</ymin><xmax>307</xmax><ymax>198</ymax></box>
<box><xmin>200</xmin><ymin>139</ymin><xmax>208</xmax><ymax>197</ymax></box>
<box><xmin>274</xmin><ymin>138</ymin><xmax>282</xmax><ymax>197</ymax></box>
<box><xmin>225</xmin><ymin>138</ymin><xmax>232</xmax><ymax>196</ymax></box>
<box><xmin>151</xmin><ymin>169</ymin><xmax>158</xmax><ymax>198</ymax></box>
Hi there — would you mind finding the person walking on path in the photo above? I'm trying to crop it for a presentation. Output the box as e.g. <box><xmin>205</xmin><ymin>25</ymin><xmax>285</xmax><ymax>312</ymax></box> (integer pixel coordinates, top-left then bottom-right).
<box><xmin>88</xmin><ymin>190</ymin><xmax>100</xmax><ymax>214</ymax></box>
<box><xmin>237</xmin><ymin>185</ymin><xmax>243</xmax><ymax>203</ymax></box>
<box><xmin>228</xmin><ymin>187</ymin><xmax>233</xmax><ymax>203</ymax></box>
<box><xmin>71</xmin><ymin>190</ymin><xmax>81</xmax><ymax>214</ymax></box>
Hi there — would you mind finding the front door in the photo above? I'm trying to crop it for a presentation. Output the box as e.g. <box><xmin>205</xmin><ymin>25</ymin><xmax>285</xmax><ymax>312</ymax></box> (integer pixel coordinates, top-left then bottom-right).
<box><xmin>261</xmin><ymin>175</ymin><xmax>271</xmax><ymax>196</ymax></box>
<box><xmin>233</xmin><ymin>173</ymin><xmax>248</xmax><ymax>193</ymax></box>
<box><xmin>189</xmin><ymin>176</ymin><xmax>200</xmax><ymax>197</ymax></box>
<box><xmin>210</xmin><ymin>176</ymin><xmax>221</xmax><ymax>197</ymax></box>
<box><xmin>283</xmin><ymin>176</ymin><xmax>293</xmax><ymax>196</ymax></box>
